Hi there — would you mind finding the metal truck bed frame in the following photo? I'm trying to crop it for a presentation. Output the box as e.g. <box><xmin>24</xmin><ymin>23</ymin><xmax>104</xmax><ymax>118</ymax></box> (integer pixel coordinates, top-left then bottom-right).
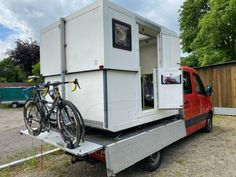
<box><xmin>21</xmin><ymin>118</ymin><xmax>186</xmax><ymax>176</ymax></box>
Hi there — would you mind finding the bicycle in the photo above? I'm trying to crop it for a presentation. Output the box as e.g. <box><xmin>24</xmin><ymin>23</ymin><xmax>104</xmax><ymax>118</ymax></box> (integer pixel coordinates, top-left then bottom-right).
<box><xmin>23</xmin><ymin>76</ymin><xmax>85</xmax><ymax>149</ymax></box>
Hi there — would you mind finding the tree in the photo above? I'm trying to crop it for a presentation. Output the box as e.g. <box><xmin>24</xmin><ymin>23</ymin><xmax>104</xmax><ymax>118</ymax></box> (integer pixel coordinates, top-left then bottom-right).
<box><xmin>192</xmin><ymin>0</ymin><xmax>236</xmax><ymax>65</ymax></box>
<box><xmin>0</xmin><ymin>58</ymin><xmax>26</xmax><ymax>82</ymax></box>
<box><xmin>32</xmin><ymin>62</ymin><xmax>40</xmax><ymax>76</ymax></box>
<box><xmin>181</xmin><ymin>54</ymin><xmax>199</xmax><ymax>67</ymax></box>
<box><xmin>179</xmin><ymin>0</ymin><xmax>209</xmax><ymax>53</ymax></box>
<box><xmin>0</xmin><ymin>58</ymin><xmax>17</xmax><ymax>82</ymax></box>
<box><xmin>7</xmin><ymin>39</ymin><xmax>40</xmax><ymax>75</ymax></box>
<box><xmin>179</xmin><ymin>0</ymin><xmax>236</xmax><ymax>66</ymax></box>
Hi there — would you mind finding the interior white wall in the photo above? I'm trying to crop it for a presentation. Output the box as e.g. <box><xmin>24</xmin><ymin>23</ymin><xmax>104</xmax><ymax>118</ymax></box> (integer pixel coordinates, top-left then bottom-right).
<box><xmin>139</xmin><ymin>39</ymin><xmax>157</xmax><ymax>74</ymax></box>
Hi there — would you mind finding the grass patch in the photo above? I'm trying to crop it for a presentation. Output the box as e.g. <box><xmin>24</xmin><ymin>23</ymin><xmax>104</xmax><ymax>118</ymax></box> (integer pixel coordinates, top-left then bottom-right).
<box><xmin>0</xmin><ymin>104</ymin><xmax>10</xmax><ymax>109</ymax></box>
<box><xmin>0</xmin><ymin>103</ymin><xmax>23</xmax><ymax>110</ymax></box>
<box><xmin>175</xmin><ymin>171</ymin><xmax>184</xmax><ymax>177</ymax></box>
<box><xmin>0</xmin><ymin>168</ymin><xmax>11</xmax><ymax>177</ymax></box>
<box><xmin>0</xmin><ymin>144</ymin><xmax>56</xmax><ymax>165</ymax></box>
<box><xmin>25</xmin><ymin>158</ymin><xmax>39</xmax><ymax>170</ymax></box>
<box><xmin>176</xmin><ymin>159</ymin><xmax>185</xmax><ymax>165</ymax></box>
<box><xmin>0</xmin><ymin>150</ymin><xmax>65</xmax><ymax>177</ymax></box>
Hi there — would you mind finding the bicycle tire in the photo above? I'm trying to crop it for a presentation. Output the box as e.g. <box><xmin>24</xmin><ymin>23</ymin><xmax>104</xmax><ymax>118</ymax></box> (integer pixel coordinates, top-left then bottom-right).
<box><xmin>23</xmin><ymin>100</ymin><xmax>43</xmax><ymax>136</ymax></box>
<box><xmin>57</xmin><ymin>100</ymin><xmax>82</xmax><ymax>148</ymax></box>
<box><xmin>71</xmin><ymin>104</ymin><xmax>85</xmax><ymax>142</ymax></box>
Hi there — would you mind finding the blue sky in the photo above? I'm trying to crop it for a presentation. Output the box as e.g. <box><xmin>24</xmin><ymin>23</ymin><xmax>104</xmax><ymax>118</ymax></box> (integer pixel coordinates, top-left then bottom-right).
<box><xmin>0</xmin><ymin>0</ymin><xmax>184</xmax><ymax>59</ymax></box>
<box><xmin>0</xmin><ymin>25</ymin><xmax>14</xmax><ymax>41</ymax></box>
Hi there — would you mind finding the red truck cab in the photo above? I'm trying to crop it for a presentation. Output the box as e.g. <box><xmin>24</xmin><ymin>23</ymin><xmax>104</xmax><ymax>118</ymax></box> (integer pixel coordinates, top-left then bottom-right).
<box><xmin>183</xmin><ymin>66</ymin><xmax>213</xmax><ymax>135</ymax></box>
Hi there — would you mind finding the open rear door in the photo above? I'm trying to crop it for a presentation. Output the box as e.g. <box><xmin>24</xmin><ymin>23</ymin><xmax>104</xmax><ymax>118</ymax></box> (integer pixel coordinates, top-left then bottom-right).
<box><xmin>157</xmin><ymin>67</ymin><xmax>183</xmax><ymax>109</ymax></box>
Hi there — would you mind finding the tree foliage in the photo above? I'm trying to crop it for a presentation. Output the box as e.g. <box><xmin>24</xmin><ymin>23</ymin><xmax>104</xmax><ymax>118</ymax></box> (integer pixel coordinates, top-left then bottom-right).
<box><xmin>32</xmin><ymin>62</ymin><xmax>40</xmax><ymax>76</ymax></box>
<box><xmin>181</xmin><ymin>54</ymin><xmax>199</xmax><ymax>67</ymax></box>
<box><xmin>179</xmin><ymin>0</ymin><xmax>210</xmax><ymax>53</ymax></box>
<box><xmin>179</xmin><ymin>0</ymin><xmax>236</xmax><ymax>66</ymax></box>
<box><xmin>0</xmin><ymin>58</ymin><xmax>27</xmax><ymax>82</ymax></box>
<box><xmin>7</xmin><ymin>39</ymin><xmax>40</xmax><ymax>75</ymax></box>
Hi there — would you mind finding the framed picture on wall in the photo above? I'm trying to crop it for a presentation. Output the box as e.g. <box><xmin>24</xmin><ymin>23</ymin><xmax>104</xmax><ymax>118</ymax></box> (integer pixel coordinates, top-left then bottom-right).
<box><xmin>161</xmin><ymin>73</ymin><xmax>181</xmax><ymax>84</ymax></box>
<box><xmin>112</xmin><ymin>19</ymin><xmax>132</xmax><ymax>51</ymax></box>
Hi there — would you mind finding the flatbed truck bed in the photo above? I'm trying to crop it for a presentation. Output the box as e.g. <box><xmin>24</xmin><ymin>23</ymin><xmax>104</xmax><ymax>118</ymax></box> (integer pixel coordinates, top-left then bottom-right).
<box><xmin>21</xmin><ymin>118</ymin><xmax>186</xmax><ymax>176</ymax></box>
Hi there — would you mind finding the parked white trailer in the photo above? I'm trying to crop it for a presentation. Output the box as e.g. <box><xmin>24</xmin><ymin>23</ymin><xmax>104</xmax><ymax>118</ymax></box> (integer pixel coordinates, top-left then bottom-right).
<box><xmin>21</xmin><ymin>0</ymin><xmax>190</xmax><ymax>176</ymax></box>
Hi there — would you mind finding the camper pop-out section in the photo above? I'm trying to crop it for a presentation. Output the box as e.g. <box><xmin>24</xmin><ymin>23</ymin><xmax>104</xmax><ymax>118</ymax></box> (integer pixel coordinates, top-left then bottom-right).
<box><xmin>40</xmin><ymin>0</ymin><xmax>183</xmax><ymax>132</ymax></box>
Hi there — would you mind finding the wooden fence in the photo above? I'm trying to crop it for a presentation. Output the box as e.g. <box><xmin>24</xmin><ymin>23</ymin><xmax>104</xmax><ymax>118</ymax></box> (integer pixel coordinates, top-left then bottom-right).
<box><xmin>196</xmin><ymin>62</ymin><xmax>236</xmax><ymax>108</ymax></box>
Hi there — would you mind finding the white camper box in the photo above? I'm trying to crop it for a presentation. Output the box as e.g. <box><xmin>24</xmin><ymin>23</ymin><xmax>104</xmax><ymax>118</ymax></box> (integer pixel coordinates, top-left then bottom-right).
<box><xmin>40</xmin><ymin>0</ymin><xmax>183</xmax><ymax>132</ymax></box>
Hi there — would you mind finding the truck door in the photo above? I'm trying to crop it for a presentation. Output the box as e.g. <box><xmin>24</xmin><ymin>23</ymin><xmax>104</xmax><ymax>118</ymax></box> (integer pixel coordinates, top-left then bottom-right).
<box><xmin>183</xmin><ymin>71</ymin><xmax>200</xmax><ymax>119</ymax></box>
<box><xmin>192</xmin><ymin>73</ymin><xmax>208</xmax><ymax>114</ymax></box>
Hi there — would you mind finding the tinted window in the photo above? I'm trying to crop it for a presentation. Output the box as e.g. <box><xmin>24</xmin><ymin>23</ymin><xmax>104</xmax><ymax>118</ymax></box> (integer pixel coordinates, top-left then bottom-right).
<box><xmin>183</xmin><ymin>71</ymin><xmax>192</xmax><ymax>94</ymax></box>
<box><xmin>193</xmin><ymin>74</ymin><xmax>206</xmax><ymax>95</ymax></box>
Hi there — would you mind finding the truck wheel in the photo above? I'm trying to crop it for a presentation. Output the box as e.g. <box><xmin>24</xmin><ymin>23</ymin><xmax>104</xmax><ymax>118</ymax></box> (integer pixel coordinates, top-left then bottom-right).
<box><xmin>12</xmin><ymin>102</ymin><xmax>18</xmax><ymax>108</ymax></box>
<box><xmin>202</xmin><ymin>113</ymin><xmax>213</xmax><ymax>133</ymax></box>
<box><xmin>143</xmin><ymin>151</ymin><xmax>162</xmax><ymax>172</ymax></box>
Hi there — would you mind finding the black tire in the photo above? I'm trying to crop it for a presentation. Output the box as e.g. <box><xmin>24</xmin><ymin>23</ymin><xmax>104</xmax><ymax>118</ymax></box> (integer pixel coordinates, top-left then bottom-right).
<box><xmin>71</xmin><ymin>104</ymin><xmax>85</xmax><ymax>142</ymax></box>
<box><xmin>23</xmin><ymin>100</ymin><xmax>42</xmax><ymax>136</ymax></box>
<box><xmin>202</xmin><ymin>113</ymin><xmax>213</xmax><ymax>133</ymax></box>
<box><xmin>12</xmin><ymin>102</ymin><xmax>18</xmax><ymax>108</ymax></box>
<box><xmin>143</xmin><ymin>151</ymin><xmax>162</xmax><ymax>172</ymax></box>
<box><xmin>58</xmin><ymin>100</ymin><xmax>82</xmax><ymax>149</ymax></box>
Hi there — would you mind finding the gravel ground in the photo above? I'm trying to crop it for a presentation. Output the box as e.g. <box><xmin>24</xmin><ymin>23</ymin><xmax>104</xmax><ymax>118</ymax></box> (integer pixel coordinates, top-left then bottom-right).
<box><xmin>1</xmin><ymin>110</ymin><xmax>236</xmax><ymax>177</ymax></box>
<box><xmin>0</xmin><ymin>108</ymin><xmax>42</xmax><ymax>164</ymax></box>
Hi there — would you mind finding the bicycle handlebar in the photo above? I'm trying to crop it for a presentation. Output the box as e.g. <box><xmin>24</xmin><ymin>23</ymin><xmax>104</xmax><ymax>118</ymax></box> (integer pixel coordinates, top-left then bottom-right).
<box><xmin>43</xmin><ymin>79</ymin><xmax>80</xmax><ymax>96</ymax></box>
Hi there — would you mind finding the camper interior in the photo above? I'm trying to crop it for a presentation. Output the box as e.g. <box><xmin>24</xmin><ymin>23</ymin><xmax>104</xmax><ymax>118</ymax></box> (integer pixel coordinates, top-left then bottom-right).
<box><xmin>139</xmin><ymin>25</ymin><xmax>158</xmax><ymax>110</ymax></box>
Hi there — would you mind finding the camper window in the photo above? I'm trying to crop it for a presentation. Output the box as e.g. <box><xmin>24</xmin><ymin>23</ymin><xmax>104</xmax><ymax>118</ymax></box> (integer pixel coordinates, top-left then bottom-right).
<box><xmin>112</xmin><ymin>19</ymin><xmax>132</xmax><ymax>51</ymax></box>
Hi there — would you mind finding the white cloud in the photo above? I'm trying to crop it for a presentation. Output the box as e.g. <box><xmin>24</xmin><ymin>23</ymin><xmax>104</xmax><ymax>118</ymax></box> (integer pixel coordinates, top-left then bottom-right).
<box><xmin>136</xmin><ymin>0</ymin><xmax>183</xmax><ymax>33</ymax></box>
<box><xmin>0</xmin><ymin>0</ymin><xmax>183</xmax><ymax>60</ymax></box>
<box><xmin>0</xmin><ymin>0</ymin><xmax>94</xmax><ymax>59</ymax></box>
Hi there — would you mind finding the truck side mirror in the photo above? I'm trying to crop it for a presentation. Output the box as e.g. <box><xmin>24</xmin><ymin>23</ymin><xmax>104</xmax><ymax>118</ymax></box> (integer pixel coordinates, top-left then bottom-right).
<box><xmin>206</xmin><ymin>85</ymin><xmax>213</xmax><ymax>96</ymax></box>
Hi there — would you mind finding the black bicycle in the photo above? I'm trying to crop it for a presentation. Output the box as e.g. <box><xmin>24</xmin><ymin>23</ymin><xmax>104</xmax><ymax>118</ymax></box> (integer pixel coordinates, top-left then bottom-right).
<box><xmin>23</xmin><ymin>76</ymin><xmax>84</xmax><ymax>149</ymax></box>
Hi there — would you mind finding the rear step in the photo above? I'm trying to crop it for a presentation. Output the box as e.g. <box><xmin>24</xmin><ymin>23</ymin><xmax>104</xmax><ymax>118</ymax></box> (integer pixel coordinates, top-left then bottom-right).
<box><xmin>20</xmin><ymin>129</ymin><xmax>103</xmax><ymax>156</ymax></box>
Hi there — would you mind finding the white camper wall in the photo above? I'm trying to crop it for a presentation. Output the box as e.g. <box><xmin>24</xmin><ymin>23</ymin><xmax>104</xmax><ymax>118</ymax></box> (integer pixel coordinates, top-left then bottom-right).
<box><xmin>66</xmin><ymin>72</ymin><xmax>105</xmax><ymax>128</ymax></box>
<box><xmin>106</xmin><ymin>70</ymin><xmax>138</xmax><ymax>130</ymax></box>
<box><xmin>40</xmin><ymin>23</ymin><xmax>61</xmax><ymax>76</ymax></box>
<box><xmin>44</xmin><ymin>71</ymin><xmax>105</xmax><ymax>129</ymax></box>
<box><xmin>161</xmin><ymin>33</ymin><xmax>180</xmax><ymax>68</ymax></box>
<box><xmin>40</xmin><ymin>1</ymin><xmax>104</xmax><ymax>76</ymax></box>
<box><xmin>65</xmin><ymin>2</ymin><xmax>104</xmax><ymax>73</ymax></box>
<box><xmin>103</xmin><ymin>1</ymin><xmax>139</xmax><ymax>71</ymax></box>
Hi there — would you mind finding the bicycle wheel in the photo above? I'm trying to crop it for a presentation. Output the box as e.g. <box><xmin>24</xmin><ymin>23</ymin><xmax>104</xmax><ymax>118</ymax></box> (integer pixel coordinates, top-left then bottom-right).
<box><xmin>58</xmin><ymin>100</ymin><xmax>82</xmax><ymax>148</ymax></box>
<box><xmin>23</xmin><ymin>100</ymin><xmax>42</xmax><ymax>136</ymax></box>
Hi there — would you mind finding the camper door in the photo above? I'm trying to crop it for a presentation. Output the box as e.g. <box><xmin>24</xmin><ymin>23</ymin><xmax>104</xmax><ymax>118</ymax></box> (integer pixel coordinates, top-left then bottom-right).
<box><xmin>157</xmin><ymin>68</ymin><xmax>183</xmax><ymax>109</ymax></box>
<box><xmin>157</xmin><ymin>33</ymin><xmax>183</xmax><ymax>109</ymax></box>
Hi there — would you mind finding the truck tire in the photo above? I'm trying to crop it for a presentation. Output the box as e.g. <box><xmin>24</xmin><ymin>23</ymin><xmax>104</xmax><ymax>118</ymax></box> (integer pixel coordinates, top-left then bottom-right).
<box><xmin>143</xmin><ymin>151</ymin><xmax>162</xmax><ymax>172</ymax></box>
<box><xmin>12</xmin><ymin>102</ymin><xmax>18</xmax><ymax>108</ymax></box>
<box><xmin>202</xmin><ymin>113</ymin><xmax>213</xmax><ymax>133</ymax></box>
